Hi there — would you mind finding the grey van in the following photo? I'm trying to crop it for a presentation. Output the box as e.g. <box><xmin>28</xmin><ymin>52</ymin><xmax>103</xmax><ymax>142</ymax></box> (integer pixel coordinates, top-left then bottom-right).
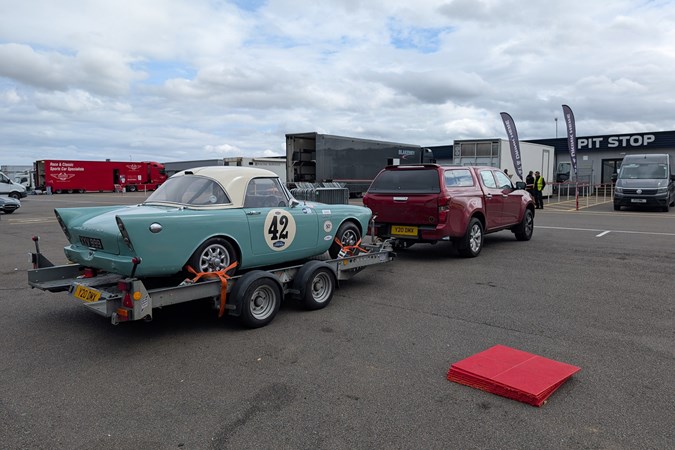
<box><xmin>613</xmin><ymin>154</ymin><xmax>675</xmax><ymax>212</ymax></box>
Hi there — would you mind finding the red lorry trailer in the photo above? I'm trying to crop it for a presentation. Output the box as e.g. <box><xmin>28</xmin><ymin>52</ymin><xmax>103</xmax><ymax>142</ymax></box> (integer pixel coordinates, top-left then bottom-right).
<box><xmin>34</xmin><ymin>160</ymin><xmax>167</xmax><ymax>193</ymax></box>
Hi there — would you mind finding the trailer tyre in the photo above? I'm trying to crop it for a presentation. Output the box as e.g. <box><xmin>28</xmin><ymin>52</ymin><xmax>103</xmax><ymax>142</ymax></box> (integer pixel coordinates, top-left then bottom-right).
<box><xmin>455</xmin><ymin>218</ymin><xmax>483</xmax><ymax>258</ymax></box>
<box><xmin>237</xmin><ymin>274</ymin><xmax>282</xmax><ymax>328</ymax></box>
<box><xmin>329</xmin><ymin>222</ymin><xmax>360</xmax><ymax>259</ymax></box>
<box><xmin>294</xmin><ymin>261</ymin><xmax>337</xmax><ymax>310</ymax></box>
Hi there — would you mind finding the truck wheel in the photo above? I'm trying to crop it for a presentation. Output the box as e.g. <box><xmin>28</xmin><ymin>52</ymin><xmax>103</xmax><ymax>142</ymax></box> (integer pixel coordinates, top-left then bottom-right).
<box><xmin>128</xmin><ymin>185</ymin><xmax>137</xmax><ymax>192</ymax></box>
<box><xmin>9</xmin><ymin>192</ymin><xmax>21</xmax><ymax>199</ymax></box>
<box><xmin>513</xmin><ymin>209</ymin><xmax>534</xmax><ymax>241</ymax></box>
<box><xmin>455</xmin><ymin>218</ymin><xmax>483</xmax><ymax>258</ymax></box>
<box><xmin>238</xmin><ymin>276</ymin><xmax>282</xmax><ymax>328</ymax></box>
<box><xmin>329</xmin><ymin>222</ymin><xmax>360</xmax><ymax>259</ymax></box>
<box><xmin>613</xmin><ymin>204</ymin><xmax>621</xmax><ymax>211</ymax></box>
<box><xmin>188</xmin><ymin>238</ymin><xmax>238</xmax><ymax>275</ymax></box>
<box><xmin>295</xmin><ymin>261</ymin><xmax>337</xmax><ymax>310</ymax></box>
<box><xmin>662</xmin><ymin>203</ymin><xmax>670</xmax><ymax>212</ymax></box>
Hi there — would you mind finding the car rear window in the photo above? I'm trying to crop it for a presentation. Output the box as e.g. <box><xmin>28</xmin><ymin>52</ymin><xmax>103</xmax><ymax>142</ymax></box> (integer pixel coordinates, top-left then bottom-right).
<box><xmin>368</xmin><ymin>169</ymin><xmax>440</xmax><ymax>193</ymax></box>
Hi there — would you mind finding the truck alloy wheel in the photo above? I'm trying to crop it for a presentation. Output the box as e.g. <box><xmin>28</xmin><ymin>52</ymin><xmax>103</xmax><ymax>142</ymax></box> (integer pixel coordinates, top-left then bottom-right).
<box><xmin>456</xmin><ymin>218</ymin><xmax>483</xmax><ymax>258</ymax></box>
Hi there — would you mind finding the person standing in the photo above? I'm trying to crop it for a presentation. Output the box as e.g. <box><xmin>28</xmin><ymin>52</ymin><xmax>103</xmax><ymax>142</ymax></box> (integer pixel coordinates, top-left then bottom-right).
<box><xmin>526</xmin><ymin>170</ymin><xmax>535</xmax><ymax>198</ymax></box>
<box><xmin>533</xmin><ymin>171</ymin><xmax>546</xmax><ymax>209</ymax></box>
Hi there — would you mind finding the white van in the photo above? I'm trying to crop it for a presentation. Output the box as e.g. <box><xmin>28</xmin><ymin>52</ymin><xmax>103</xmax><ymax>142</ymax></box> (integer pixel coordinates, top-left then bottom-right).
<box><xmin>0</xmin><ymin>171</ymin><xmax>28</xmax><ymax>199</ymax></box>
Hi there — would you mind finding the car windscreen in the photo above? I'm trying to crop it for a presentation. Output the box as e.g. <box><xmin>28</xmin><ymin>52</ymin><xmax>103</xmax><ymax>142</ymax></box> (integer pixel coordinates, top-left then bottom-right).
<box><xmin>144</xmin><ymin>175</ymin><xmax>230</xmax><ymax>205</ymax></box>
<box><xmin>618</xmin><ymin>163</ymin><xmax>668</xmax><ymax>180</ymax></box>
<box><xmin>368</xmin><ymin>169</ymin><xmax>440</xmax><ymax>193</ymax></box>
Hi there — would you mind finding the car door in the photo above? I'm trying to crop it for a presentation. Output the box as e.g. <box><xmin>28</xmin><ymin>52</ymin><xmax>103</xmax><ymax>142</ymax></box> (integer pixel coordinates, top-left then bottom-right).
<box><xmin>243</xmin><ymin>178</ymin><xmax>319</xmax><ymax>264</ymax></box>
<box><xmin>494</xmin><ymin>170</ymin><xmax>521</xmax><ymax>225</ymax></box>
<box><xmin>478</xmin><ymin>170</ymin><xmax>504</xmax><ymax>229</ymax></box>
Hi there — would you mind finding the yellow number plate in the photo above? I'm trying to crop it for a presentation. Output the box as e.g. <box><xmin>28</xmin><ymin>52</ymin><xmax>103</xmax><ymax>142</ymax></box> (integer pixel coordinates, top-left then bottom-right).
<box><xmin>73</xmin><ymin>284</ymin><xmax>102</xmax><ymax>303</ymax></box>
<box><xmin>391</xmin><ymin>225</ymin><xmax>418</xmax><ymax>237</ymax></box>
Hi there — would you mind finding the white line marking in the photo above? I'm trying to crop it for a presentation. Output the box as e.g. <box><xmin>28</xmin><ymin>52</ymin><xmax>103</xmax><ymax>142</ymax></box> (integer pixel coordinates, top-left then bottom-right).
<box><xmin>537</xmin><ymin>225</ymin><xmax>675</xmax><ymax>237</ymax></box>
<box><xmin>596</xmin><ymin>230</ymin><xmax>611</xmax><ymax>237</ymax></box>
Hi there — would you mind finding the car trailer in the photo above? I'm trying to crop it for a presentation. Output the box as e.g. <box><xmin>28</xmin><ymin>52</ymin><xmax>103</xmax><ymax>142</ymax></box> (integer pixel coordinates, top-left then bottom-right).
<box><xmin>27</xmin><ymin>237</ymin><xmax>395</xmax><ymax>328</ymax></box>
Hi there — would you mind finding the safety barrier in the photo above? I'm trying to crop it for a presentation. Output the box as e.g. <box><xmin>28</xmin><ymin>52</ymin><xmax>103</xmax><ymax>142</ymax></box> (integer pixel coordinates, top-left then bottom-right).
<box><xmin>545</xmin><ymin>182</ymin><xmax>615</xmax><ymax>209</ymax></box>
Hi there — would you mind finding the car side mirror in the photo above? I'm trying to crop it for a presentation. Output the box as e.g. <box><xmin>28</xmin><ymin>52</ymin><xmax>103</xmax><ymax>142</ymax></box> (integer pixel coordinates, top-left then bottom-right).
<box><xmin>514</xmin><ymin>181</ymin><xmax>526</xmax><ymax>190</ymax></box>
<box><xmin>611</xmin><ymin>174</ymin><xmax>618</xmax><ymax>182</ymax></box>
<box><xmin>289</xmin><ymin>198</ymin><xmax>301</xmax><ymax>208</ymax></box>
<box><xmin>670</xmin><ymin>174</ymin><xmax>675</xmax><ymax>181</ymax></box>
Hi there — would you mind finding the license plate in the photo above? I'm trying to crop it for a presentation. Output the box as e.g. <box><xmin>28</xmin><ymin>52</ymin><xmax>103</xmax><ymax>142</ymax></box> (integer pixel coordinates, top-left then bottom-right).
<box><xmin>79</xmin><ymin>236</ymin><xmax>104</xmax><ymax>249</ymax></box>
<box><xmin>391</xmin><ymin>225</ymin><xmax>418</xmax><ymax>237</ymax></box>
<box><xmin>631</xmin><ymin>199</ymin><xmax>647</xmax><ymax>203</ymax></box>
<box><xmin>73</xmin><ymin>284</ymin><xmax>102</xmax><ymax>303</ymax></box>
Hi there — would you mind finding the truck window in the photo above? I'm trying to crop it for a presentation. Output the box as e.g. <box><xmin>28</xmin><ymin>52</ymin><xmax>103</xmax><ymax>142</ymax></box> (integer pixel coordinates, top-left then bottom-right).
<box><xmin>493</xmin><ymin>171</ymin><xmax>513</xmax><ymax>189</ymax></box>
<box><xmin>444</xmin><ymin>169</ymin><xmax>474</xmax><ymax>187</ymax></box>
<box><xmin>368</xmin><ymin>169</ymin><xmax>440</xmax><ymax>194</ymax></box>
<box><xmin>479</xmin><ymin>171</ymin><xmax>497</xmax><ymax>189</ymax></box>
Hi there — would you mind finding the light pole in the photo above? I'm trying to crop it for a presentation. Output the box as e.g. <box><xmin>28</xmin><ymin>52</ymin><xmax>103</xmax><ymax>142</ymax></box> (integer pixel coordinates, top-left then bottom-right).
<box><xmin>555</xmin><ymin>117</ymin><xmax>558</xmax><ymax>138</ymax></box>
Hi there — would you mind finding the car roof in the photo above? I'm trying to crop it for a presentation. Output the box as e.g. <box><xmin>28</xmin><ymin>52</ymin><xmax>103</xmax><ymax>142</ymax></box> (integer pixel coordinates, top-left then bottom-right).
<box><xmin>172</xmin><ymin>166</ymin><xmax>281</xmax><ymax>206</ymax></box>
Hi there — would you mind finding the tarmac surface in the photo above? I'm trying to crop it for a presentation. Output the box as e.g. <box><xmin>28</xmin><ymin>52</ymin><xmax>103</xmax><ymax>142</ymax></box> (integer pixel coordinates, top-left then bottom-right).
<box><xmin>1</xmin><ymin>192</ymin><xmax>674</xmax><ymax>449</ymax></box>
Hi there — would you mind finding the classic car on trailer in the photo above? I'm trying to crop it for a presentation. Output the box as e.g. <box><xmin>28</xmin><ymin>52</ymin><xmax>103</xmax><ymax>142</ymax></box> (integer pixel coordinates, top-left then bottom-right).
<box><xmin>55</xmin><ymin>166</ymin><xmax>372</xmax><ymax>278</ymax></box>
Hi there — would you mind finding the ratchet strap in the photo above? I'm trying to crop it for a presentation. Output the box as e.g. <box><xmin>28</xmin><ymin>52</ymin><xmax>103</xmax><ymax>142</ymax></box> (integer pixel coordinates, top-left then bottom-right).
<box><xmin>184</xmin><ymin>262</ymin><xmax>238</xmax><ymax>318</ymax></box>
<box><xmin>333</xmin><ymin>237</ymin><xmax>368</xmax><ymax>256</ymax></box>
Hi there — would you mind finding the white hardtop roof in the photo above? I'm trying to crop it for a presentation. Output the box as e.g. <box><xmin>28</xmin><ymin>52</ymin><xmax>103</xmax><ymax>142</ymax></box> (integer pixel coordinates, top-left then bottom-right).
<box><xmin>172</xmin><ymin>166</ymin><xmax>281</xmax><ymax>207</ymax></box>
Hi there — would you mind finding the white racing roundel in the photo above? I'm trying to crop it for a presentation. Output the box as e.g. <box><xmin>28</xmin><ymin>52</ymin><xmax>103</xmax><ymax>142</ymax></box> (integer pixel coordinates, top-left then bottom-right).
<box><xmin>264</xmin><ymin>209</ymin><xmax>297</xmax><ymax>251</ymax></box>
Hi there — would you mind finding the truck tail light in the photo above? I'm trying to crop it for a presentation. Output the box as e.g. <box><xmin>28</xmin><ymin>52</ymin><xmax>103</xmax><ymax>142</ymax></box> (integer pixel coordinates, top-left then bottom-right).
<box><xmin>438</xmin><ymin>197</ymin><xmax>451</xmax><ymax>223</ymax></box>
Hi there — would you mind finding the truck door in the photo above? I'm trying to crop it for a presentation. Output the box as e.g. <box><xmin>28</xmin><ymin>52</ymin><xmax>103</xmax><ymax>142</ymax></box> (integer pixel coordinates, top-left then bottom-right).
<box><xmin>477</xmin><ymin>170</ymin><xmax>504</xmax><ymax>229</ymax></box>
<box><xmin>494</xmin><ymin>170</ymin><xmax>521</xmax><ymax>225</ymax></box>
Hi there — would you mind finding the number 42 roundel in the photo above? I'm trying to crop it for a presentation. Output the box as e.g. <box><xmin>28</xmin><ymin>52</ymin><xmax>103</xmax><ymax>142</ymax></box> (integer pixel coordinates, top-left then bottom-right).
<box><xmin>263</xmin><ymin>209</ymin><xmax>297</xmax><ymax>251</ymax></box>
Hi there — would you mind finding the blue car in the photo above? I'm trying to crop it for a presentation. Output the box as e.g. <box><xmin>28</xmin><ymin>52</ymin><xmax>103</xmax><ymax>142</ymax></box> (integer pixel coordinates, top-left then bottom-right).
<box><xmin>56</xmin><ymin>167</ymin><xmax>372</xmax><ymax>277</ymax></box>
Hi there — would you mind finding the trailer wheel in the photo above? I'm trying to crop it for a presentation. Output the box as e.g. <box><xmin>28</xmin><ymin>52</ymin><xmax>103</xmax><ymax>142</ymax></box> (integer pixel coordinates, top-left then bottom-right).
<box><xmin>238</xmin><ymin>276</ymin><xmax>282</xmax><ymax>328</ymax></box>
<box><xmin>329</xmin><ymin>221</ymin><xmax>360</xmax><ymax>259</ymax></box>
<box><xmin>455</xmin><ymin>218</ymin><xmax>483</xmax><ymax>258</ymax></box>
<box><xmin>188</xmin><ymin>238</ymin><xmax>238</xmax><ymax>275</ymax></box>
<box><xmin>294</xmin><ymin>261</ymin><xmax>337</xmax><ymax>310</ymax></box>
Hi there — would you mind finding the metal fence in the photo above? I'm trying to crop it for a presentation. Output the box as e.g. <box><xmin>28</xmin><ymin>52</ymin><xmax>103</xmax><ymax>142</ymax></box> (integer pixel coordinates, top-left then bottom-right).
<box><xmin>290</xmin><ymin>182</ymin><xmax>350</xmax><ymax>205</ymax></box>
<box><xmin>546</xmin><ymin>182</ymin><xmax>615</xmax><ymax>209</ymax></box>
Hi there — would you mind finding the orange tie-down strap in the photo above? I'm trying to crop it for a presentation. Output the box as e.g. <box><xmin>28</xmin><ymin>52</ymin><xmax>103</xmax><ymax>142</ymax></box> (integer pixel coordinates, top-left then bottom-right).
<box><xmin>333</xmin><ymin>237</ymin><xmax>368</xmax><ymax>257</ymax></box>
<box><xmin>185</xmin><ymin>262</ymin><xmax>238</xmax><ymax>318</ymax></box>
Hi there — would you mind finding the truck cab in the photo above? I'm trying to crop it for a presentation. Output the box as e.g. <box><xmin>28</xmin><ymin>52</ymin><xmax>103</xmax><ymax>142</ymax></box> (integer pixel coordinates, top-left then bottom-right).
<box><xmin>0</xmin><ymin>171</ymin><xmax>28</xmax><ymax>199</ymax></box>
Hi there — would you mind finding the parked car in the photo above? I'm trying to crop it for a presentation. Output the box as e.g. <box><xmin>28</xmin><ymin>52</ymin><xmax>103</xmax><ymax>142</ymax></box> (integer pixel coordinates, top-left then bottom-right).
<box><xmin>363</xmin><ymin>164</ymin><xmax>535</xmax><ymax>257</ymax></box>
<box><xmin>55</xmin><ymin>166</ymin><xmax>372</xmax><ymax>278</ymax></box>
<box><xmin>0</xmin><ymin>195</ymin><xmax>21</xmax><ymax>214</ymax></box>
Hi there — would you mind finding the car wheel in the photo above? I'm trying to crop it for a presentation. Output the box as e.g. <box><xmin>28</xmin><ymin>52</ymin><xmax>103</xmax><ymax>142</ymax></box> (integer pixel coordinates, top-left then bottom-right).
<box><xmin>329</xmin><ymin>221</ymin><xmax>361</xmax><ymax>259</ymax></box>
<box><xmin>295</xmin><ymin>261</ymin><xmax>336</xmax><ymax>310</ymax></box>
<box><xmin>455</xmin><ymin>218</ymin><xmax>483</xmax><ymax>258</ymax></box>
<box><xmin>513</xmin><ymin>209</ymin><xmax>534</xmax><ymax>241</ymax></box>
<box><xmin>188</xmin><ymin>238</ymin><xmax>238</xmax><ymax>274</ymax></box>
<box><xmin>662</xmin><ymin>203</ymin><xmax>670</xmax><ymax>212</ymax></box>
<box><xmin>9</xmin><ymin>192</ymin><xmax>21</xmax><ymax>199</ymax></box>
<box><xmin>238</xmin><ymin>275</ymin><xmax>281</xmax><ymax>328</ymax></box>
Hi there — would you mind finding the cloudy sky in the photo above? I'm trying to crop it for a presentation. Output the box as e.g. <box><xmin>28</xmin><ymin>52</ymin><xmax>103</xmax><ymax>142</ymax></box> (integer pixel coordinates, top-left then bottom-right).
<box><xmin>1</xmin><ymin>0</ymin><xmax>674</xmax><ymax>166</ymax></box>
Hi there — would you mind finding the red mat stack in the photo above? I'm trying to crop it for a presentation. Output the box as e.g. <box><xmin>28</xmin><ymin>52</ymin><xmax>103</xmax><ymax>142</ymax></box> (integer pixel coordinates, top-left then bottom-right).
<box><xmin>447</xmin><ymin>345</ymin><xmax>581</xmax><ymax>407</ymax></box>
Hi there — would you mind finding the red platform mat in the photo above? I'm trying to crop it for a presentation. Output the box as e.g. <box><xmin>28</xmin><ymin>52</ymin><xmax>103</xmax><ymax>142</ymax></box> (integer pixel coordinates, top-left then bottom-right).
<box><xmin>447</xmin><ymin>345</ymin><xmax>580</xmax><ymax>406</ymax></box>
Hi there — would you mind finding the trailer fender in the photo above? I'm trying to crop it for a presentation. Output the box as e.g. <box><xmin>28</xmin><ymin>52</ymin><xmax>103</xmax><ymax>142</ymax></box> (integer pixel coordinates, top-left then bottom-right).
<box><xmin>229</xmin><ymin>270</ymin><xmax>283</xmax><ymax>318</ymax></box>
<box><xmin>293</xmin><ymin>260</ymin><xmax>338</xmax><ymax>310</ymax></box>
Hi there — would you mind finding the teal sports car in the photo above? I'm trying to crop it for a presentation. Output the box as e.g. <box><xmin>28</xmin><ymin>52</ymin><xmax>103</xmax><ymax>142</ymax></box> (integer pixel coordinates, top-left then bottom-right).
<box><xmin>55</xmin><ymin>166</ymin><xmax>372</xmax><ymax>278</ymax></box>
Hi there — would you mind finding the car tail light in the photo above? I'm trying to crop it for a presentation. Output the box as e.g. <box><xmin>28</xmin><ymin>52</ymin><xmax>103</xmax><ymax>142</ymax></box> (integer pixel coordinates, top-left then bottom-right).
<box><xmin>54</xmin><ymin>210</ymin><xmax>71</xmax><ymax>240</ymax></box>
<box><xmin>115</xmin><ymin>216</ymin><xmax>134</xmax><ymax>250</ymax></box>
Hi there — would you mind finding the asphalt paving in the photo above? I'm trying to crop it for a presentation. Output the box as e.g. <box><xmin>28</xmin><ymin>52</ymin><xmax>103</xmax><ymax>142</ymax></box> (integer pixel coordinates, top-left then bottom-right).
<box><xmin>1</xmin><ymin>192</ymin><xmax>673</xmax><ymax>449</ymax></box>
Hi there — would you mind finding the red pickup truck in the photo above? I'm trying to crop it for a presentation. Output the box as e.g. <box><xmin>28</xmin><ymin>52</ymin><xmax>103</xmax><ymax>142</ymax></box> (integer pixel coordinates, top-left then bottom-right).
<box><xmin>363</xmin><ymin>164</ymin><xmax>535</xmax><ymax>257</ymax></box>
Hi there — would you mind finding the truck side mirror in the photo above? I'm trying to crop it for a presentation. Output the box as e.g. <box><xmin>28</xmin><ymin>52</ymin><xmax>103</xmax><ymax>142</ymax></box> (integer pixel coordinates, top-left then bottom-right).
<box><xmin>514</xmin><ymin>181</ymin><xmax>526</xmax><ymax>190</ymax></box>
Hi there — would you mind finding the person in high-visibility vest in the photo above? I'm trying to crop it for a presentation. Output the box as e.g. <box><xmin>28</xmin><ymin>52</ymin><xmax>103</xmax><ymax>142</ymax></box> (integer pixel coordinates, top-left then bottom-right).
<box><xmin>533</xmin><ymin>171</ymin><xmax>546</xmax><ymax>209</ymax></box>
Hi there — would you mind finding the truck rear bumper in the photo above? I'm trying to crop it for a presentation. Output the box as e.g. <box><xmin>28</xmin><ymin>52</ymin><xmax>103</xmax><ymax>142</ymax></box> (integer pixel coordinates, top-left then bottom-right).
<box><xmin>370</xmin><ymin>222</ymin><xmax>454</xmax><ymax>242</ymax></box>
